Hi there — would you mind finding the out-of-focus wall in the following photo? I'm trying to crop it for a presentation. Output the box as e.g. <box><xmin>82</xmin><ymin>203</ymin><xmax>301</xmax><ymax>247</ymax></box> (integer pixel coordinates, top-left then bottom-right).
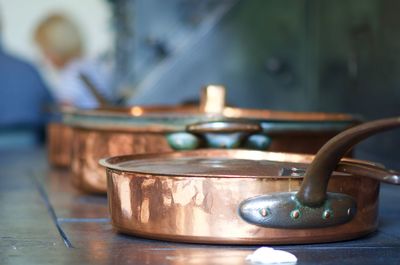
<box><xmin>0</xmin><ymin>0</ymin><xmax>114</xmax><ymax>61</ymax></box>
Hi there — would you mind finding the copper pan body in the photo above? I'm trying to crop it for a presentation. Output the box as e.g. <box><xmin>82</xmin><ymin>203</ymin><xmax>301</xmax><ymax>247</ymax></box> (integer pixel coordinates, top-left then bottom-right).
<box><xmin>47</xmin><ymin>122</ymin><xmax>74</xmax><ymax>167</ymax></box>
<box><xmin>71</xmin><ymin>128</ymin><xmax>173</xmax><ymax>193</ymax></box>
<box><xmin>69</xmin><ymin>105</ymin><xmax>200</xmax><ymax>193</ymax></box>
<box><xmin>68</xmin><ymin>106</ymin><xmax>358</xmax><ymax>194</ymax></box>
<box><xmin>102</xmin><ymin>149</ymin><xmax>379</xmax><ymax>245</ymax></box>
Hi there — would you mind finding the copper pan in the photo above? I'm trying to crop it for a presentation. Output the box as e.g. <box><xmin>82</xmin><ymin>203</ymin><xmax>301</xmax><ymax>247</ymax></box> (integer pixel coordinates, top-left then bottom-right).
<box><xmin>46</xmin><ymin>106</ymin><xmax>77</xmax><ymax>168</ymax></box>
<box><xmin>100</xmin><ymin>117</ymin><xmax>400</xmax><ymax>244</ymax></box>
<box><xmin>47</xmin><ymin>122</ymin><xmax>74</xmax><ymax>167</ymax></box>
<box><xmin>46</xmin><ymin>103</ymin><xmax>196</xmax><ymax>168</ymax></box>
<box><xmin>69</xmin><ymin>85</ymin><xmax>359</xmax><ymax>194</ymax></box>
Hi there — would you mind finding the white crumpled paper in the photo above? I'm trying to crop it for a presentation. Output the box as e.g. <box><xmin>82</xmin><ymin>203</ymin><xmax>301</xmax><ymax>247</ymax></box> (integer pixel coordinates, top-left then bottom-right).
<box><xmin>246</xmin><ymin>247</ymin><xmax>297</xmax><ymax>264</ymax></box>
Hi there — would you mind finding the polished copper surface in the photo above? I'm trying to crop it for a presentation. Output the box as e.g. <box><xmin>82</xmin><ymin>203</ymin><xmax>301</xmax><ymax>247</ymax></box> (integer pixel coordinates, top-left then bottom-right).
<box><xmin>47</xmin><ymin>122</ymin><xmax>74</xmax><ymax>167</ymax></box>
<box><xmin>222</xmin><ymin>107</ymin><xmax>355</xmax><ymax>121</ymax></box>
<box><xmin>65</xmin><ymin>104</ymin><xmax>202</xmax><ymax>119</ymax></box>
<box><xmin>66</xmin><ymin>106</ymin><xmax>357</xmax><ymax>130</ymax></box>
<box><xmin>63</xmin><ymin>84</ymin><xmax>358</xmax><ymax>133</ymax></box>
<box><xmin>103</xmin><ymin>149</ymin><xmax>313</xmax><ymax>176</ymax></box>
<box><xmin>71</xmin><ymin>128</ymin><xmax>173</xmax><ymax>193</ymax></box>
<box><xmin>101</xmin><ymin>149</ymin><xmax>380</xmax><ymax>244</ymax></box>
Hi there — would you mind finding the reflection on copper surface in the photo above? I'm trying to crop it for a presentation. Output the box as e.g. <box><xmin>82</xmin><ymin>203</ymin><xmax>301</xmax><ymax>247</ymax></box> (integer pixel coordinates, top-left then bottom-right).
<box><xmin>47</xmin><ymin>122</ymin><xmax>74</xmax><ymax>167</ymax></box>
<box><xmin>71</xmin><ymin>128</ymin><xmax>173</xmax><ymax>193</ymax></box>
<box><xmin>101</xmin><ymin>149</ymin><xmax>315</xmax><ymax>176</ymax></box>
<box><xmin>107</xmin><ymin>236</ymin><xmax>250</xmax><ymax>264</ymax></box>
<box><xmin>109</xmin><ymin>171</ymin><xmax>378</xmax><ymax>244</ymax></box>
<box><xmin>161</xmin><ymin>249</ymin><xmax>252</xmax><ymax>265</ymax></box>
<box><xmin>118</xmin><ymin>176</ymin><xmax>132</xmax><ymax>219</ymax></box>
<box><xmin>130</xmin><ymin>106</ymin><xmax>144</xmax><ymax>116</ymax></box>
<box><xmin>222</xmin><ymin>106</ymin><xmax>355</xmax><ymax>121</ymax></box>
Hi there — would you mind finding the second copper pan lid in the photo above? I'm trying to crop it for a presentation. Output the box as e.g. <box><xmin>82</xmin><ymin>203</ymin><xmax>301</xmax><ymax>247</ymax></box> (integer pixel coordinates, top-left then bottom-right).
<box><xmin>62</xmin><ymin>86</ymin><xmax>360</xmax><ymax>132</ymax></box>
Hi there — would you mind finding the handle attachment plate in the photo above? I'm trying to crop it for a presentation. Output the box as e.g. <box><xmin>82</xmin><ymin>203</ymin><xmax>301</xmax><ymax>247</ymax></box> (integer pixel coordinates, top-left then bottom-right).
<box><xmin>239</xmin><ymin>192</ymin><xmax>356</xmax><ymax>229</ymax></box>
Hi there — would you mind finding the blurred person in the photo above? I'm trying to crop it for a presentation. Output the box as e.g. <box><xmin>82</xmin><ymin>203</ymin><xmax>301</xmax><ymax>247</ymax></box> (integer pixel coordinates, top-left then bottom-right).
<box><xmin>0</xmin><ymin>14</ymin><xmax>53</xmax><ymax>147</ymax></box>
<box><xmin>34</xmin><ymin>14</ymin><xmax>113</xmax><ymax>109</ymax></box>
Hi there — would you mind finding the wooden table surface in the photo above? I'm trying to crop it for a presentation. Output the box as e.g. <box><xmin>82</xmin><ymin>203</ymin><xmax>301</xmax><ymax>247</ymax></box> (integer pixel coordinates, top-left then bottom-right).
<box><xmin>1</xmin><ymin>147</ymin><xmax>400</xmax><ymax>265</ymax></box>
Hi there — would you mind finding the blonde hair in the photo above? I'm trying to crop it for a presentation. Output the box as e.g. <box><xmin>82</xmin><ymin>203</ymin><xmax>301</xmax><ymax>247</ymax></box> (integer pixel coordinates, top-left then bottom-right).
<box><xmin>34</xmin><ymin>14</ymin><xmax>83</xmax><ymax>61</ymax></box>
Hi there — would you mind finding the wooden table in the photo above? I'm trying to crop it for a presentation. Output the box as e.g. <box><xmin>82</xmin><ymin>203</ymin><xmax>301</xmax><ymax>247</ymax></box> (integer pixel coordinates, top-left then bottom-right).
<box><xmin>1</xmin><ymin>147</ymin><xmax>400</xmax><ymax>265</ymax></box>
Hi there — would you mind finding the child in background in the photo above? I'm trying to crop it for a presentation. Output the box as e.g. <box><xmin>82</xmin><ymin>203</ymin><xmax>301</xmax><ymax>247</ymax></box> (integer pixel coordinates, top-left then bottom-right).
<box><xmin>34</xmin><ymin>14</ymin><xmax>113</xmax><ymax>109</ymax></box>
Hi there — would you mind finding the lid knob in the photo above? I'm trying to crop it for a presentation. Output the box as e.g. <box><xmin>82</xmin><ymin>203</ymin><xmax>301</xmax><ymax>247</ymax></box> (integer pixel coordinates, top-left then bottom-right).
<box><xmin>200</xmin><ymin>85</ymin><xmax>226</xmax><ymax>114</ymax></box>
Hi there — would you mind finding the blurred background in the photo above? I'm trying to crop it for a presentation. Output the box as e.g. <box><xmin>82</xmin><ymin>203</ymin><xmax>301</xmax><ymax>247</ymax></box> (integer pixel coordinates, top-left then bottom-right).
<box><xmin>0</xmin><ymin>0</ymin><xmax>399</xmax><ymax>168</ymax></box>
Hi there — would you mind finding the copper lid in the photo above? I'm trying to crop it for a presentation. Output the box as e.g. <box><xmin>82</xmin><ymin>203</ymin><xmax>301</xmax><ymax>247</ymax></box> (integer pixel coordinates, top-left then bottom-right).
<box><xmin>100</xmin><ymin>149</ymin><xmax>380</xmax><ymax>179</ymax></box>
<box><xmin>63</xmin><ymin>85</ymin><xmax>360</xmax><ymax>132</ymax></box>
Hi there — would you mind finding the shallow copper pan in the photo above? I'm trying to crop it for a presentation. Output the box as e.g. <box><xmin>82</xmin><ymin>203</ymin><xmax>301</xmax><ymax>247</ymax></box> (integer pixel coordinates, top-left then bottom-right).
<box><xmin>68</xmin><ymin>85</ymin><xmax>359</xmax><ymax>194</ymax></box>
<box><xmin>100</xmin><ymin>117</ymin><xmax>400</xmax><ymax>244</ymax></box>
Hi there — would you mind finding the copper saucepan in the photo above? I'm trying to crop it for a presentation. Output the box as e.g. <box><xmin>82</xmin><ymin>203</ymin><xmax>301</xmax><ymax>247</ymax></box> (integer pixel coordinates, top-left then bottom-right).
<box><xmin>46</xmin><ymin>103</ymin><xmax>200</xmax><ymax>168</ymax></box>
<box><xmin>46</xmin><ymin>106</ymin><xmax>76</xmax><ymax>168</ymax></box>
<box><xmin>66</xmin><ymin>86</ymin><xmax>359</xmax><ymax>194</ymax></box>
<box><xmin>100</xmin><ymin>117</ymin><xmax>400</xmax><ymax>244</ymax></box>
<box><xmin>47</xmin><ymin>121</ymin><xmax>74</xmax><ymax>167</ymax></box>
<box><xmin>51</xmin><ymin>86</ymin><xmax>222</xmax><ymax>178</ymax></box>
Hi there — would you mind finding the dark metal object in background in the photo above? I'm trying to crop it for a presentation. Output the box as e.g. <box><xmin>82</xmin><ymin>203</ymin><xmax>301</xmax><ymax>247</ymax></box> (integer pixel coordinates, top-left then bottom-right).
<box><xmin>108</xmin><ymin>0</ymin><xmax>136</xmax><ymax>90</ymax></box>
<box><xmin>79</xmin><ymin>74</ymin><xmax>112</xmax><ymax>107</ymax></box>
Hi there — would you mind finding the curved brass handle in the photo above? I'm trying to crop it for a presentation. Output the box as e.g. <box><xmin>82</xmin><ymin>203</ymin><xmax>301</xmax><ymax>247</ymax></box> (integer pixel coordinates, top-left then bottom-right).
<box><xmin>167</xmin><ymin>121</ymin><xmax>271</xmax><ymax>150</ymax></box>
<box><xmin>336</xmin><ymin>161</ymin><xmax>400</xmax><ymax>185</ymax></box>
<box><xmin>239</xmin><ymin>117</ymin><xmax>400</xmax><ymax>229</ymax></box>
<box><xmin>297</xmin><ymin>117</ymin><xmax>400</xmax><ymax>207</ymax></box>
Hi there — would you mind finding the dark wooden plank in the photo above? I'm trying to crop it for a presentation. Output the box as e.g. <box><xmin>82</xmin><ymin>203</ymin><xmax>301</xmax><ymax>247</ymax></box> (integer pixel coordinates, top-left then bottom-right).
<box><xmin>0</xmin><ymin>148</ymin><xmax>69</xmax><ymax>264</ymax></box>
<box><xmin>60</xmin><ymin>221</ymin><xmax>400</xmax><ymax>265</ymax></box>
<box><xmin>37</xmin><ymin>167</ymin><xmax>109</xmax><ymax>220</ymax></box>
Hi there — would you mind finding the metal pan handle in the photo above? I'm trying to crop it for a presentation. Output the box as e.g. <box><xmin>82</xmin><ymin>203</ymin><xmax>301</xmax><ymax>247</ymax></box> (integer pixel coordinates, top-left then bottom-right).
<box><xmin>297</xmin><ymin>117</ymin><xmax>400</xmax><ymax>206</ymax></box>
<box><xmin>336</xmin><ymin>161</ymin><xmax>400</xmax><ymax>184</ymax></box>
<box><xmin>167</xmin><ymin>120</ymin><xmax>271</xmax><ymax>150</ymax></box>
<box><xmin>239</xmin><ymin>117</ymin><xmax>400</xmax><ymax>229</ymax></box>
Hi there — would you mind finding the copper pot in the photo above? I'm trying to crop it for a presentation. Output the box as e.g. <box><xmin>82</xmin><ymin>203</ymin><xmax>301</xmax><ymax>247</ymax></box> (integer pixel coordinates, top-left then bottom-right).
<box><xmin>47</xmin><ymin>122</ymin><xmax>74</xmax><ymax>167</ymax></box>
<box><xmin>100</xmin><ymin>117</ymin><xmax>400</xmax><ymax>244</ymax></box>
<box><xmin>68</xmin><ymin>85</ymin><xmax>359</xmax><ymax>194</ymax></box>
